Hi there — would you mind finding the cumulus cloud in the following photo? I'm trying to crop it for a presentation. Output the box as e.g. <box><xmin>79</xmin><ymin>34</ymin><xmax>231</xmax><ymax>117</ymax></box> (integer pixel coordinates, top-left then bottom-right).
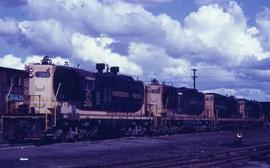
<box><xmin>25</xmin><ymin>0</ymin><xmax>202</xmax><ymax>57</ymax></box>
<box><xmin>128</xmin><ymin>42</ymin><xmax>191</xmax><ymax>81</ymax></box>
<box><xmin>18</xmin><ymin>19</ymin><xmax>72</xmax><ymax>56</ymax></box>
<box><xmin>0</xmin><ymin>18</ymin><xmax>21</xmax><ymax>36</ymax></box>
<box><xmin>0</xmin><ymin>54</ymin><xmax>70</xmax><ymax>70</ymax></box>
<box><xmin>26</xmin><ymin>0</ymin><xmax>160</xmax><ymax>36</ymax></box>
<box><xmin>256</xmin><ymin>7</ymin><xmax>270</xmax><ymax>51</ymax></box>
<box><xmin>203</xmin><ymin>88</ymin><xmax>270</xmax><ymax>101</ymax></box>
<box><xmin>23</xmin><ymin>0</ymin><xmax>269</xmax><ymax>66</ymax></box>
<box><xmin>0</xmin><ymin>54</ymin><xmax>25</xmax><ymax>69</ymax></box>
<box><xmin>0</xmin><ymin>0</ymin><xmax>269</xmax><ymax>99</ymax></box>
<box><xmin>184</xmin><ymin>2</ymin><xmax>269</xmax><ymax>64</ymax></box>
<box><xmin>71</xmin><ymin>33</ymin><xmax>143</xmax><ymax>76</ymax></box>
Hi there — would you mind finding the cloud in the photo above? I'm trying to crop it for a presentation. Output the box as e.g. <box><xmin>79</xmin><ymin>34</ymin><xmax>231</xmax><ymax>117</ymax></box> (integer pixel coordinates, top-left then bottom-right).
<box><xmin>0</xmin><ymin>54</ymin><xmax>70</xmax><ymax>70</ymax></box>
<box><xmin>184</xmin><ymin>2</ymin><xmax>269</xmax><ymax>64</ymax></box>
<box><xmin>0</xmin><ymin>54</ymin><xmax>25</xmax><ymax>69</ymax></box>
<box><xmin>11</xmin><ymin>1</ymin><xmax>269</xmax><ymax>68</ymax></box>
<box><xmin>194</xmin><ymin>0</ymin><xmax>231</xmax><ymax>6</ymax></box>
<box><xmin>18</xmin><ymin>19</ymin><xmax>72</xmax><ymax>56</ymax></box>
<box><xmin>102</xmin><ymin>0</ymin><xmax>172</xmax><ymax>4</ymax></box>
<box><xmin>25</xmin><ymin>0</ymin><xmax>201</xmax><ymax>57</ymax></box>
<box><xmin>0</xmin><ymin>0</ymin><xmax>269</xmax><ymax>100</ymax></box>
<box><xmin>71</xmin><ymin>33</ymin><xmax>143</xmax><ymax>76</ymax></box>
<box><xmin>26</xmin><ymin>0</ymin><xmax>160</xmax><ymax>36</ymax></box>
<box><xmin>256</xmin><ymin>7</ymin><xmax>270</xmax><ymax>51</ymax></box>
<box><xmin>128</xmin><ymin>42</ymin><xmax>191</xmax><ymax>81</ymax></box>
<box><xmin>203</xmin><ymin>88</ymin><xmax>270</xmax><ymax>101</ymax></box>
<box><xmin>0</xmin><ymin>18</ymin><xmax>21</xmax><ymax>36</ymax></box>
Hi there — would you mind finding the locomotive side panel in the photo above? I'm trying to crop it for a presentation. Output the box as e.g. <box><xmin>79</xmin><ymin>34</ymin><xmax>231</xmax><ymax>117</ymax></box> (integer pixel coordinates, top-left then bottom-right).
<box><xmin>52</xmin><ymin>66</ymin><xmax>145</xmax><ymax>117</ymax></box>
<box><xmin>205</xmin><ymin>93</ymin><xmax>240</xmax><ymax>119</ymax></box>
<box><xmin>94</xmin><ymin>74</ymin><xmax>144</xmax><ymax>113</ymax></box>
<box><xmin>261</xmin><ymin>102</ymin><xmax>270</xmax><ymax>123</ymax></box>
<box><xmin>53</xmin><ymin>66</ymin><xmax>85</xmax><ymax>108</ymax></box>
<box><xmin>238</xmin><ymin>99</ymin><xmax>262</xmax><ymax>119</ymax></box>
<box><xmin>215</xmin><ymin>95</ymin><xmax>239</xmax><ymax>118</ymax></box>
<box><xmin>175</xmin><ymin>88</ymin><xmax>204</xmax><ymax>115</ymax></box>
<box><xmin>246</xmin><ymin>101</ymin><xmax>262</xmax><ymax>119</ymax></box>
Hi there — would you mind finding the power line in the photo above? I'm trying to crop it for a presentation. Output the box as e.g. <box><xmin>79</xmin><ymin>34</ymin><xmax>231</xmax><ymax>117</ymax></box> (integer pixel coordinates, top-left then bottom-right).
<box><xmin>191</xmin><ymin>68</ymin><xmax>198</xmax><ymax>89</ymax></box>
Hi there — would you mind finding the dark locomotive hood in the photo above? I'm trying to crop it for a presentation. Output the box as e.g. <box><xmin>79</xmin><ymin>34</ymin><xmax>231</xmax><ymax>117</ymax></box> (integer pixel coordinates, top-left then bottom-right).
<box><xmin>53</xmin><ymin>66</ymin><xmax>89</xmax><ymax>102</ymax></box>
<box><xmin>207</xmin><ymin>93</ymin><xmax>239</xmax><ymax>118</ymax></box>
<box><xmin>238</xmin><ymin>99</ymin><xmax>262</xmax><ymax>118</ymax></box>
<box><xmin>175</xmin><ymin>87</ymin><xmax>204</xmax><ymax>115</ymax></box>
<box><xmin>53</xmin><ymin>65</ymin><xmax>144</xmax><ymax>113</ymax></box>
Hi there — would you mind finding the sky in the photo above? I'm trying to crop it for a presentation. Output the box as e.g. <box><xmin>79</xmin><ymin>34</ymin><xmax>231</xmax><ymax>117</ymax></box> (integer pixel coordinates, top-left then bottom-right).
<box><xmin>0</xmin><ymin>0</ymin><xmax>270</xmax><ymax>101</ymax></box>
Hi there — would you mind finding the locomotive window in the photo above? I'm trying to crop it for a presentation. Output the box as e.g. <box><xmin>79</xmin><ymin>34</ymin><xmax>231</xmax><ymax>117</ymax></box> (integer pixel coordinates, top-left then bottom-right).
<box><xmin>18</xmin><ymin>77</ymin><xmax>22</xmax><ymax>86</ymax></box>
<box><xmin>35</xmin><ymin>71</ymin><xmax>50</xmax><ymax>78</ymax></box>
<box><xmin>85</xmin><ymin>80</ymin><xmax>94</xmax><ymax>90</ymax></box>
<box><xmin>6</xmin><ymin>94</ymin><xmax>23</xmax><ymax>102</ymax></box>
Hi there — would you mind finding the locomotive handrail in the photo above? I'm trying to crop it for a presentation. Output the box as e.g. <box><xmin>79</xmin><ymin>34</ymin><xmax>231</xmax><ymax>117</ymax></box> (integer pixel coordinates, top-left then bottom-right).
<box><xmin>53</xmin><ymin>83</ymin><xmax>62</xmax><ymax>127</ymax></box>
<box><xmin>28</xmin><ymin>94</ymin><xmax>41</xmax><ymax>113</ymax></box>
<box><xmin>6</xmin><ymin>83</ymin><xmax>14</xmax><ymax>114</ymax></box>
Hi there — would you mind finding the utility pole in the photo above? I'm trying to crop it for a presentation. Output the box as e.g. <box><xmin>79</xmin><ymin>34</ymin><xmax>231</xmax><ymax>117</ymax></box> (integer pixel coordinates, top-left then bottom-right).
<box><xmin>191</xmin><ymin>68</ymin><xmax>198</xmax><ymax>89</ymax></box>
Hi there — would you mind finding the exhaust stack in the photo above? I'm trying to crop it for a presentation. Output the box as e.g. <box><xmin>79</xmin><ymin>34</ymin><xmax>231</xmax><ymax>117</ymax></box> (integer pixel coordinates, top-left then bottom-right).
<box><xmin>96</xmin><ymin>63</ymin><xmax>105</xmax><ymax>73</ymax></box>
<box><xmin>110</xmin><ymin>66</ymin><xmax>119</xmax><ymax>75</ymax></box>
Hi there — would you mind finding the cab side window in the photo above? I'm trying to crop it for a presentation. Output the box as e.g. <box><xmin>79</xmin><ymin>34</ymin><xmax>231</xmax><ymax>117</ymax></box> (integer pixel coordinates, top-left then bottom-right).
<box><xmin>85</xmin><ymin>79</ymin><xmax>95</xmax><ymax>91</ymax></box>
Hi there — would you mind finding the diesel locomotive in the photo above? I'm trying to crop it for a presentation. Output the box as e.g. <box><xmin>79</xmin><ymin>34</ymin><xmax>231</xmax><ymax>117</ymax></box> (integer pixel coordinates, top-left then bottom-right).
<box><xmin>1</xmin><ymin>56</ymin><xmax>266</xmax><ymax>141</ymax></box>
<box><xmin>3</xmin><ymin>56</ymin><xmax>150</xmax><ymax>140</ymax></box>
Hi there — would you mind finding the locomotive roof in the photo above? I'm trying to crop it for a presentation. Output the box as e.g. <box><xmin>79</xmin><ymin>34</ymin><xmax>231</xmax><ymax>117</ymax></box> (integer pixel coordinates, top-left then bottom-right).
<box><xmin>56</xmin><ymin>65</ymin><xmax>136</xmax><ymax>82</ymax></box>
<box><xmin>260</xmin><ymin>101</ymin><xmax>270</xmax><ymax>104</ymax></box>
<box><xmin>237</xmin><ymin>99</ymin><xmax>259</xmax><ymax>103</ymax></box>
<box><xmin>95</xmin><ymin>72</ymin><xmax>136</xmax><ymax>82</ymax></box>
<box><xmin>177</xmin><ymin>87</ymin><xmax>199</xmax><ymax>93</ymax></box>
<box><xmin>205</xmin><ymin>93</ymin><xmax>236</xmax><ymax>99</ymax></box>
<box><xmin>56</xmin><ymin>65</ymin><xmax>95</xmax><ymax>77</ymax></box>
<box><xmin>0</xmin><ymin>66</ymin><xmax>26</xmax><ymax>74</ymax></box>
<box><xmin>237</xmin><ymin>98</ymin><xmax>248</xmax><ymax>101</ymax></box>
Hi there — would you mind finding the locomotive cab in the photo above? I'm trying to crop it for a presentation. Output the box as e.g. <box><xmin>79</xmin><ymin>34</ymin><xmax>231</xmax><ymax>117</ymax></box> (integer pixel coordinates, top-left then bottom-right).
<box><xmin>27</xmin><ymin>56</ymin><xmax>57</xmax><ymax>114</ymax></box>
<box><xmin>146</xmin><ymin>82</ymin><xmax>177</xmax><ymax>117</ymax></box>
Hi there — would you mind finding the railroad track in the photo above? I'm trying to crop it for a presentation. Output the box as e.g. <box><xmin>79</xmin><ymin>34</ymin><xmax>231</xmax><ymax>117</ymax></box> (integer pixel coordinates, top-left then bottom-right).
<box><xmin>102</xmin><ymin>143</ymin><xmax>270</xmax><ymax>168</ymax></box>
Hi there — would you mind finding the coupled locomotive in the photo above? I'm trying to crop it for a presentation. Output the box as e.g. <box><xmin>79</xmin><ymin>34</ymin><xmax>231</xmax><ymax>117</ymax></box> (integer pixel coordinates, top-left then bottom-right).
<box><xmin>3</xmin><ymin>56</ymin><xmax>150</xmax><ymax>140</ymax></box>
<box><xmin>1</xmin><ymin>56</ymin><xmax>266</xmax><ymax>141</ymax></box>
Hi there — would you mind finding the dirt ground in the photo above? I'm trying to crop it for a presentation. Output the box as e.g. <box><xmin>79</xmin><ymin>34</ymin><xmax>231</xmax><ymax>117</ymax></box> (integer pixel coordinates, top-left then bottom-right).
<box><xmin>0</xmin><ymin>128</ymin><xmax>270</xmax><ymax>168</ymax></box>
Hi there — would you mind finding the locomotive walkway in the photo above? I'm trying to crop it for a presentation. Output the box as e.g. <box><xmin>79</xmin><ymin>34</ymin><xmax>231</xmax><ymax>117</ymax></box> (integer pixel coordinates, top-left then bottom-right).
<box><xmin>0</xmin><ymin>128</ymin><xmax>270</xmax><ymax>168</ymax></box>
